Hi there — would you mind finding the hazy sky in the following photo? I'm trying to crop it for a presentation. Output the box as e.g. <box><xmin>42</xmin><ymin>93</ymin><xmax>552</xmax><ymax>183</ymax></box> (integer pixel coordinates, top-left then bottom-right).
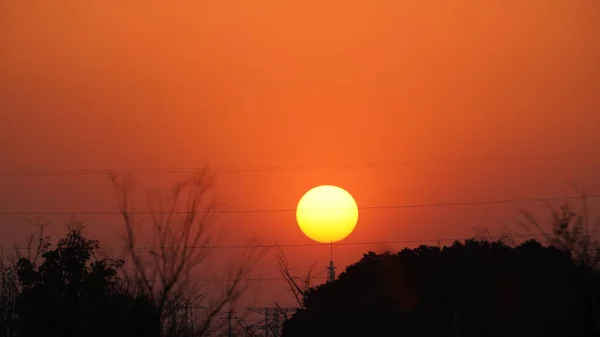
<box><xmin>1</xmin><ymin>0</ymin><xmax>600</xmax><ymax>307</ymax></box>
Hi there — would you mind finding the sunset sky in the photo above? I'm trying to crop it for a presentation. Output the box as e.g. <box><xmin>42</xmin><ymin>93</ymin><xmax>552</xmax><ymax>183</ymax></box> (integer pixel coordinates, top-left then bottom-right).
<box><xmin>1</xmin><ymin>1</ymin><xmax>600</xmax><ymax>307</ymax></box>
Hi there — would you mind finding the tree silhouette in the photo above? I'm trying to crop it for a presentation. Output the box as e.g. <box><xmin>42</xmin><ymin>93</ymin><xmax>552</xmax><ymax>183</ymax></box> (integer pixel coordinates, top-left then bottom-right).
<box><xmin>109</xmin><ymin>171</ymin><xmax>266</xmax><ymax>336</ymax></box>
<box><xmin>1</xmin><ymin>221</ymin><xmax>52</xmax><ymax>337</ymax></box>
<box><xmin>518</xmin><ymin>190</ymin><xmax>600</xmax><ymax>336</ymax></box>
<box><xmin>282</xmin><ymin>239</ymin><xmax>598</xmax><ymax>337</ymax></box>
<box><xmin>13</xmin><ymin>222</ymin><xmax>159</xmax><ymax>337</ymax></box>
<box><xmin>0</xmin><ymin>252</ymin><xmax>18</xmax><ymax>337</ymax></box>
<box><xmin>275</xmin><ymin>246</ymin><xmax>321</xmax><ymax>310</ymax></box>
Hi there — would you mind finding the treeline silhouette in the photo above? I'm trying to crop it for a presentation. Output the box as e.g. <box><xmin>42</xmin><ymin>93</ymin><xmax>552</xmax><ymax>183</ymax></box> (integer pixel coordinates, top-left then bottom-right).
<box><xmin>281</xmin><ymin>202</ymin><xmax>600</xmax><ymax>337</ymax></box>
<box><xmin>1</xmin><ymin>172</ymin><xmax>598</xmax><ymax>337</ymax></box>
<box><xmin>3</xmin><ymin>222</ymin><xmax>599</xmax><ymax>337</ymax></box>
<box><xmin>282</xmin><ymin>240</ymin><xmax>599</xmax><ymax>337</ymax></box>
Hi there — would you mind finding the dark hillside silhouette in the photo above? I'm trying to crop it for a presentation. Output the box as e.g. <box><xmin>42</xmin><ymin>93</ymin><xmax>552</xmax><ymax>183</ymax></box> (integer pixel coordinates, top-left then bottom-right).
<box><xmin>282</xmin><ymin>239</ymin><xmax>600</xmax><ymax>337</ymax></box>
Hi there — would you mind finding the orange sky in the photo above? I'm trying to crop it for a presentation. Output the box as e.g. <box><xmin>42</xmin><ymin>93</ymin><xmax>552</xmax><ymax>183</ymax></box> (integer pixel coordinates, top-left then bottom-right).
<box><xmin>1</xmin><ymin>0</ymin><xmax>600</xmax><ymax>308</ymax></box>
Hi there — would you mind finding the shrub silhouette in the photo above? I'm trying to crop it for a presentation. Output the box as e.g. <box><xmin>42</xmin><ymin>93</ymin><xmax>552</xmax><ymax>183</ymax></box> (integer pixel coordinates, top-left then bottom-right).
<box><xmin>282</xmin><ymin>239</ymin><xmax>600</xmax><ymax>337</ymax></box>
<box><xmin>13</xmin><ymin>224</ymin><xmax>160</xmax><ymax>337</ymax></box>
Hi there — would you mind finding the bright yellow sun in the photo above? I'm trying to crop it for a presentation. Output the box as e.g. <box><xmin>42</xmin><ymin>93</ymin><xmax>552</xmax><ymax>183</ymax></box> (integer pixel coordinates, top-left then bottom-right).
<box><xmin>296</xmin><ymin>185</ymin><xmax>359</xmax><ymax>243</ymax></box>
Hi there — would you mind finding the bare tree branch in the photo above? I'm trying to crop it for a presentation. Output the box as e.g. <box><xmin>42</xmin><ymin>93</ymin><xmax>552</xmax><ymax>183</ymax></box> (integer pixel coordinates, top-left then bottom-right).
<box><xmin>275</xmin><ymin>246</ymin><xmax>323</xmax><ymax>311</ymax></box>
<box><xmin>109</xmin><ymin>170</ymin><xmax>266</xmax><ymax>336</ymax></box>
<box><xmin>516</xmin><ymin>185</ymin><xmax>600</xmax><ymax>267</ymax></box>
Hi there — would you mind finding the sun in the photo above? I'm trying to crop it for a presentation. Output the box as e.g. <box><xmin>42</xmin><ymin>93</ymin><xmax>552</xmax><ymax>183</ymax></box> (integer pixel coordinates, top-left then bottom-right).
<box><xmin>296</xmin><ymin>185</ymin><xmax>359</xmax><ymax>243</ymax></box>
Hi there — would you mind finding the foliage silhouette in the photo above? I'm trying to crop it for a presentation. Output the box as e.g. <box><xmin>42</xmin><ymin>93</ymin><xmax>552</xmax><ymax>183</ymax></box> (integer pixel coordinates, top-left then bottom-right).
<box><xmin>12</xmin><ymin>223</ymin><xmax>160</xmax><ymax>337</ymax></box>
<box><xmin>282</xmin><ymin>239</ymin><xmax>600</xmax><ymax>337</ymax></box>
<box><xmin>518</xmin><ymin>192</ymin><xmax>600</xmax><ymax>336</ymax></box>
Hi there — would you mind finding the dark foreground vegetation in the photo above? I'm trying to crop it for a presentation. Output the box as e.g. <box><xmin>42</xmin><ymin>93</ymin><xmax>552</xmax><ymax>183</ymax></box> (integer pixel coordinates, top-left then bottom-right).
<box><xmin>1</xmin><ymin>226</ymin><xmax>160</xmax><ymax>337</ymax></box>
<box><xmin>1</xmin><ymin>173</ymin><xmax>598</xmax><ymax>337</ymax></box>
<box><xmin>282</xmin><ymin>202</ymin><xmax>600</xmax><ymax>337</ymax></box>
<box><xmin>283</xmin><ymin>240</ymin><xmax>600</xmax><ymax>337</ymax></box>
<box><xmin>0</xmin><ymin>222</ymin><xmax>260</xmax><ymax>337</ymax></box>
<box><xmin>2</xmin><ymin>218</ymin><xmax>599</xmax><ymax>337</ymax></box>
<box><xmin>1</xmin><ymin>173</ymin><xmax>263</xmax><ymax>337</ymax></box>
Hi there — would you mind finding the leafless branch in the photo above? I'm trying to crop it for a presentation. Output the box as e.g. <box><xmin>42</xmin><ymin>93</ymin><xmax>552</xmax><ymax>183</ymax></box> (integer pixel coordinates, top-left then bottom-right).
<box><xmin>109</xmin><ymin>170</ymin><xmax>266</xmax><ymax>336</ymax></box>
<box><xmin>275</xmin><ymin>246</ymin><xmax>321</xmax><ymax>310</ymax></box>
<box><xmin>516</xmin><ymin>184</ymin><xmax>600</xmax><ymax>267</ymax></box>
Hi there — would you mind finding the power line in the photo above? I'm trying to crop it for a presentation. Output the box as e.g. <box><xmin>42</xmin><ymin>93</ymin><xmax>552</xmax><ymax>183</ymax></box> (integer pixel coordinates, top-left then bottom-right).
<box><xmin>2</xmin><ymin>229</ymin><xmax>597</xmax><ymax>251</ymax></box>
<box><xmin>1</xmin><ymin>194</ymin><xmax>598</xmax><ymax>216</ymax></box>
<box><xmin>0</xmin><ymin>152</ymin><xmax>597</xmax><ymax>176</ymax></box>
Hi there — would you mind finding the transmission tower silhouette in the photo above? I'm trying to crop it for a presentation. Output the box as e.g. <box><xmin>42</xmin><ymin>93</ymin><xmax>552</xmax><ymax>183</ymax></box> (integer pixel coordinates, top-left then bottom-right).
<box><xmin>246</xmin><ymin>306</ymin><xmax>298</xmax><ymax>337</ymax></box>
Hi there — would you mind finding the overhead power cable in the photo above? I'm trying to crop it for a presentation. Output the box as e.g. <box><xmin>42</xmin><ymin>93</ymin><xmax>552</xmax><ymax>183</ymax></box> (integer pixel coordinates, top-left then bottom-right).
<box><xmin>1</xmin><ymin>194</ymin><xmax>598</xmax><ymax>216</ymax></box>
<box><xmin>2</xmin><ymin>229</ymin><xmax>598</xmax><ymax>251</ymax></box>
